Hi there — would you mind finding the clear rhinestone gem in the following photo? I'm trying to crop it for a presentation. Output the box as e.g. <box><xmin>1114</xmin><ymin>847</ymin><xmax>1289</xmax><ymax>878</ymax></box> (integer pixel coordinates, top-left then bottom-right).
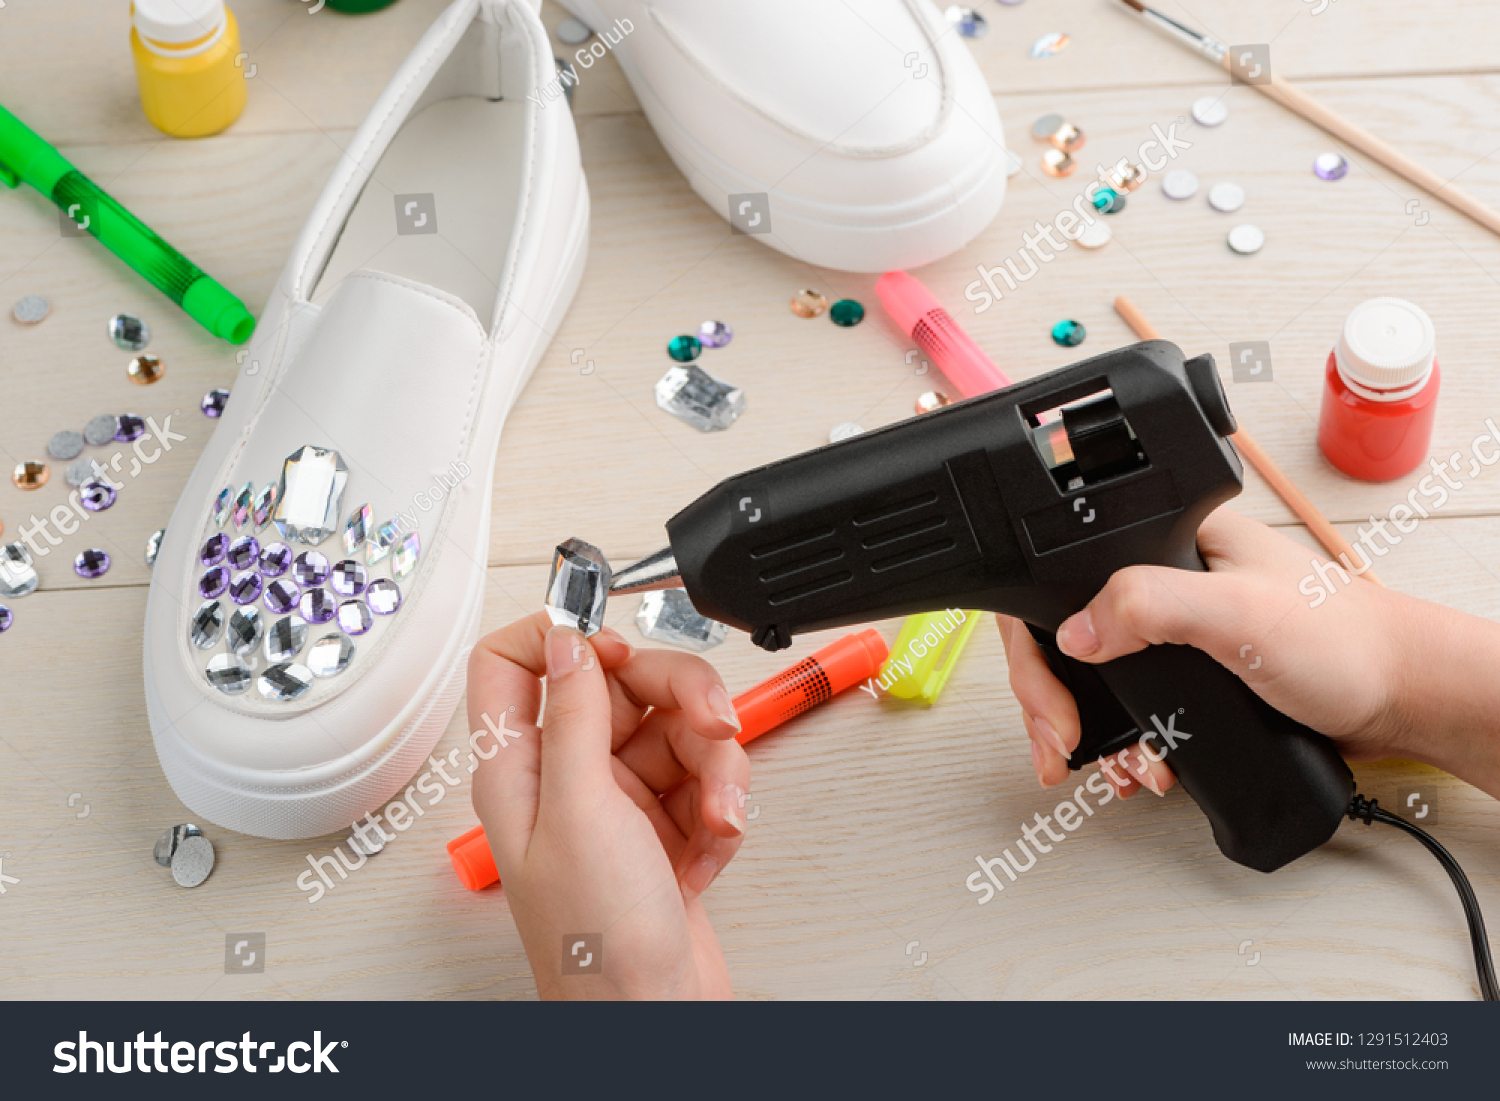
<box><xmin>79</xmin><ymin>479</ymin><xmax>117</xmax><ymax>512</ymax></box>
<box><xmin>343</xmin><ymin>503</ymin><xmax>372</xmax><ymax>555</ymax></box>
<box><xmin>145</xmin><ymin>528</ymin><xmax>165</xmax><ymax>569</ymax></box>
<box><xmin>331</xmin><ymin>559</ymin><xmax>368</xmax><ymax>597</ymax></box>
<box><xmin>110</xmin><ymin>313</ymin><xmax>151</xmax><ymax>351</ymax></box>
<box><xmin>229</xmin><ymin>570</ymin><xmax>263</xmax><ymax>605</ymax></box>
<box><xmin>636</xmin><ymin>588</ymin><xmax>729</xmax><ymax>651</ymax></box>
<box><xmin>654</xmin><ymin>364</ymin><xmax>745</xmax><ymax>432</ymax></box>
<box><xmin>190</xmin><ymin>600</ymin><xmax>225</xmax><ymax>649</ymax></box>
<box><xmin>944</xmin><ymin>6</ymin><xmax>987</xmax><ymax>37</ymax></box>
<box><xmin>337</xmin><ymin>599</ymin><xmax>373</xmax><ymax>636</ymax></box>
<box><xmin>154</xmin><ymin>823</ymin><xmax>202</xmax><ymax>867</ymax></box>
<box><xmin>299</xmin><ymin>588</ymin><xmax>336</xmax><ymax>625</ymax></box>
<box><xmin>226</xmin><ymin>606</ymin><xmax>263</xmax><ymax>656</ymax></box>
<box><xmin>231</xmin><ymin>483</ymin><xmax>254</xmax><ymax>531</ymax></box>
<box><xmin>307</xmin><ymin>633</ymin><xmax>355</xmax><ymax>678</ymax></box>
<box><xmin>199</xmin><ymin>566</ymin><xmax>230</xmax><ymax>599</ymax></box>
<box><xmin>74</xmin><ymin>549</ymin><xmax>110</xmax><ymax>579</ymax></box>
<box><xmin>273</xmin><ymin>446</ymin><xmax>348</xmax><ymax>545</ymax></box>
<box><xmin>252</xmin><ymin>484</ymin><xmax>280</xmax><ymax>531</ymax></box>
<box><xmin>347</xmin><ymin>824</ymin><xmax>386</xmax><ymax>856</ymax></box>
<box><xmin>293</xmin><ymin>550</ymin><xmax>330</xmax><ymax>586</ymax></box>
<box><xmin>227</xmin><ymin>536</ymin><xmax>260</xmax><ymax>571</ymax></box>
<box><xmin>48</xmin><ymin>430</ymin><xmax>84</xmax><ymax>460</ymax></box>
<box><xmin>0</xmin><ymin>543</ymin><xmax>38</xmax><ymax>599</ymax></box>
<box><xmin>263</xmin><ymin>577</ymin><xmax>299</xmax><ymax>615</ymax></box>
<box><xmin>83</xmin><ymin>415</ymin><xmax>119</xmax><ymax>446</ymax></box>
<box><xmin>258</xmin><ymin>542</ymin><xmax>293</xmax><ymax>578</ymax></box>
<box><xmin>212</xmin><ymin>488</ymin><xmax>232</xmax><ymax>527</ymax></box>
<box><xmin>258</xmin><ymin>663</ymin><xmax>314</xmax><ymax>702</ymax></box>
<box><xmin>265</xmin><ymin>616</ymin><xmax>308</xmax><ymax>662</ymax></box>
<box><xmin>206</xmin><ymin>654</ymin><xmax>253</xmax><ymax>696</ymax></box>
<box><xmin>544</xmin><ymin>537</ymin><xmax>610</xmax><ymax>636</ymax></box>
<box><xmin>392</xmin><ymin>532</ymin><xmax>420</xmax><ymax>580</ymax></box>
<box><xmin>366</xmin><ymin>579</ymin><xmax>402</xmax><ymax>616</ymax></box>
<box><xmin>366</xmin><ymin>519</ymin><xmax>400</xmax><ymax>566</ymax></box>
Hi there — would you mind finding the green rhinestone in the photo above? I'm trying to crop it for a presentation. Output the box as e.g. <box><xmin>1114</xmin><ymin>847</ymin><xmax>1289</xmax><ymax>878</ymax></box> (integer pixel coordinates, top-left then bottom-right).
<box><xmin>1051</xmin><ymin>319</ymin><xmax>1086</xmax><ymax>347</ymax></box>
<box><xmin>829</xmin><ymin>298</ymin><xmax>865</xmax><ymax>327</ymax></box>
<box><xmin>667</xmin><ymin>335</ymin><xmax>702</xmax><ymax>363</ymax></box>
<box><xmin>1103</xmin><ymin>192</ymin><xmax>1127</xmax><ymax>215</ymax></box>
<box><xmin>1091</xmin><ymin>187</ymin><xmax>1117</xmax><ymax>212</ymax></box>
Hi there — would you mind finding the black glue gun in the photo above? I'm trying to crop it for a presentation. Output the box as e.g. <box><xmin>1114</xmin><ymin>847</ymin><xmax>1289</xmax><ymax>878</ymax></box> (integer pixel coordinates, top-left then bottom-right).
<box><xmin>611</xmin><ymin>341</ymin><xmax>1353</xmax><ymax>873</ymax></box>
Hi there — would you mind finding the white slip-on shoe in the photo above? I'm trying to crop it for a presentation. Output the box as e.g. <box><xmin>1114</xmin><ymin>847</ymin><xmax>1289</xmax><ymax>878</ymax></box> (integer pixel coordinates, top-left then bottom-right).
<box><xmin>143</xmin><ymin>0</ymin><xmax>588</xmax><ymax>840</ymax></box>
<box><xmin>554</xmin><ymin>0</ymin><xmax>1005</xmax><ymax>272</ymax></box>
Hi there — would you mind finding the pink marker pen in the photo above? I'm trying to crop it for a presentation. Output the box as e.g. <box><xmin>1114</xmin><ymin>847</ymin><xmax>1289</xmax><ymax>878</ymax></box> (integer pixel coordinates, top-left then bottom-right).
<box><xmin>876</xmin><ymin>270</ymin><xmax>1011</xmax><ymax>398</ymax></box>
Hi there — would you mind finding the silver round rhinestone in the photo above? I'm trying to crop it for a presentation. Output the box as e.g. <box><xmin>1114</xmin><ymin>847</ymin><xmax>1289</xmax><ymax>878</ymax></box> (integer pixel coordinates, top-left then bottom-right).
<box><xmin>154</xmin><ymin>823</ymin><xmax>202</xmax><ymax>866</ymax></box>
<box><xmin>83</xmin><ymin>414</ymin><xmax>119</xmax><ymax>446</ymax></box>
<box><xmin>47</xmin><ymin>430</ymin><xmax>84</xmax><ymax>461</ymax></box>
<box><xmin>307</xmin><ymin>633</ymin><xmax>355</xmax><ymax>678</ymax></box>
<box><xmin>145</xmin><ymin>528</ymin><xmax>165</xmax><ymax>568</ymax></box>
<box><xmin>366</xmin><ymin>578</ymin><xmax>402</xmax><ymax>615</ymax></box>
<box><xmin>1208</xmin><ymin>181</ymin><xmax>1245</xmax><ymax>213</ymax></box>
<box><xmin>264</xmin><ymin>616</ymin><xmax>308</xmax><ymax>662</ymax></box>
<box><xmin>258</xmin><ymin>662</ymin><xmax>314</xmax><ymax>702</ymax></box>
<box><xmin>226</xmin><ymin>606</ymin><xmax>263</xmax><ymax>656</ymax></box>
<box><xmin>171</xmin><ymin>834</ymin><xmax>215</xmax><ymax>887</ymax></box>
<box><xmin>205</xmin><ymin>653</ymin><xmax>254</xmax><ymax>696</ymax></box>
<box><xmin>109</xmin><ymin>313</ymin><xmax>151</xmax><ymax>351</ymax></box>
<box><xmin>190</xmin><ymin>600</ymin><xmax>225</xmax><ymax>650</ymax></box>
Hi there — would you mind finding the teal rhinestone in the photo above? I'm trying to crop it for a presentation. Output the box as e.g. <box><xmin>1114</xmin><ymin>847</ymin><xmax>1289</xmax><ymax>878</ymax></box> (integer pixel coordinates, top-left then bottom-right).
<box><xmin>1091</xmin><ymin>187</ymin><xmax>1117</xmax><ymax>212</ymax></box>
<box><xmin>829</xmin><ymin>298</ymin><xmax>865</xmax><ymax>327</ymax></box>
<box><xmin>1051</xmin><ymin>319</ymin><xmax>1086</xmax><ymax>347</ymax></box>
<box><xmin>1103</xmin><ymin>192</ymin><xmax>1127</xmax><ymax>214</ymax></box>
<box><xmin>667</xmin><ymin>335</ymin><xmax>702</xmax><ymax>363</ymax></box>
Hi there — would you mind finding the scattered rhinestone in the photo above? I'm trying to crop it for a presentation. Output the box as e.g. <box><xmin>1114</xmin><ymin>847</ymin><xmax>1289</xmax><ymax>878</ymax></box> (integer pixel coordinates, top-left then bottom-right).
<box><xmin>944</xmin><ymin>6</ymin><xmax>987</xmax><ymax>38</ymax></box>
<box><xmin>74</xmin><ymin>548</ymin><xmax>111</xmax><ymax>579</ymax></box>
<box><xmin>1191</xmin><ymin>96</ymin><xmax>1228</xmax><ymax>127</ymax></box>
<box><xmin>126</xmin><ymin>354</ymin><xmax>164</xmax><ymax>385</ymax></box>
<box><xmin>13</xmin><ymin>461</ymin><xmax>48</xmax><ymax>490</ymax></box>
<box><xmin>1228</xmin><ymin>224</ymin><xmax>1266</xmax><ymax>255</ymax></box>
<box><xmin>114</xmin><ymin>414</ymin><xmax>146</xmax><ymax>443</ymax></box>
<box><xmin>667</xmin><ymin>335</ymin><xmax>702</xmax><ymax>363</ymax></box>
<box><xmin>1208</xmin><ymin>182</ymin><xmax>1245</xmax><ymax>213</ymax></box>
<box><xmin>1029</xmin><ymin>31</ymin><xmax>1069</xmax><ymax>58</ymax></box>
<box><xmin>0</xmin><ymin>606</ymin><xmax>11</xmax><ymax>633</ymax></box>
<box><xmin>79</xmin><ymin>479</ymin><xmax>116</xmax><ymax>512</ymax></box>
<box><xmin>829</xmin><ymin>299</ymin><xmax>865</xmax><ymax>327</ymax></box>
<box><xmin>12</xmin><ymin>295</ymin><xmax>50</xmax><ymax>324</ymax></box>
<box><xmin>47</xmin><ymin>430</ymin><xmax>84</xmax><ymax>461</ymax></box>
<box><xmin>1051</xmin><ymin>319</ymin><xmax>1087</xmax><ymax>347</ymax></box>
<box><xmin>790</xmin><ymin>289</ymin><xmax>827</xmax><ymax>318</ymax></box>
<box><xmin>201</xmin><ymin>389</ymin><xmax>230</xmax><ymax>418</ymax></box>
<box><xmin>655</xmin><ymin>364</ymin><xmax>745</xmax><ymax>432</ymax></box>
<box><xmin>915</xmin><ymin>391</ymin><xmax>951</xmax><ymax>414</ymax></box>
<box><xmin>0</xmin><ymin>543</ymin><xmax>39</xmax><ymax>599</ymax></box>
<box><xmin>83</xmin><ymin>415</ymin><xmax>119</xmax><ymax>446</ymax></box>
<box><xmin>145</xmin><ymin>528</ymin><xmax>165</xmax><ymax>569</ymax></box>
<box><xmin>697</xmin><ymin>320</ymin><xmax>732</xmax><ymax>348</ymax></box>
<box><xmin>1314</xmin><ymin>152</ymin><xmax>1349</xmax><ymax>181</ymax></box>
<box><xmin>109</xmin><ymin>313</ymin><xmax>151</xmax><ymax>351</ymax></box>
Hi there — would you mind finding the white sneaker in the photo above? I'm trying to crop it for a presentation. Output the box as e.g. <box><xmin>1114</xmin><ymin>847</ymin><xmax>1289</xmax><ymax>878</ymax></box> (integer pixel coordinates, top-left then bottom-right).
<box><xmin>556</xmin><ymin>0</ymin><xmax>1006</xmax><ymax>272</ymax></box>
<box><xmin>143</xmin><ymin>0</ymin><xmax>588</xmax><ymax>840</ymax></box>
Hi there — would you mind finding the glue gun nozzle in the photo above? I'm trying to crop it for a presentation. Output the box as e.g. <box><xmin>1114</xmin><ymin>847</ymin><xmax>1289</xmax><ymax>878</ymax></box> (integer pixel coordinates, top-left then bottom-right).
<box><xmin>608</xmin><ymin>545</ymin><xmax>681</xmax><ymax>595</ymax></box>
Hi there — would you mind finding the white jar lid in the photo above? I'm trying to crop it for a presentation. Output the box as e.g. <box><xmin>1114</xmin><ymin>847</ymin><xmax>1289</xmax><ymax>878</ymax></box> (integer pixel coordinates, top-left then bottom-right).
<box><xmin>134</xmin><ymin>0</ymin><xmax>226</xmax><ymax>45</ymax></box>
<box><xmin>1335</xmin><ymin>297</ymin><xmax>1436</xmax><ymax>397</ymax></box>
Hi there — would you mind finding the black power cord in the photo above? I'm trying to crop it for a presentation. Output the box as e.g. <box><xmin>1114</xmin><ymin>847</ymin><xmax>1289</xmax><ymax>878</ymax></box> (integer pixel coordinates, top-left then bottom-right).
<box><xmin>1348</xmin><ymin>793</ymin><xmax>1498</xmax><ymax>1001</ymax></box>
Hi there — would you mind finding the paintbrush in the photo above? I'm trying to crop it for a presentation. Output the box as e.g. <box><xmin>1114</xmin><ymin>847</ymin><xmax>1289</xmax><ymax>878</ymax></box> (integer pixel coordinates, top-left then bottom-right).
<box><xmin>1116</xmin><ymin>0</ymin><xmax>1500</xmax><ymax>238</ymax></box>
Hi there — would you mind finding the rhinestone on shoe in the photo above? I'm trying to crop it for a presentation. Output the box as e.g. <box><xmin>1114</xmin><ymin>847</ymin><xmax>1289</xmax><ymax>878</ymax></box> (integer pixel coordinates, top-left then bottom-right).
<box><xmin>0</xmin><ymin>543</ymin><xmax>39</xmax><ymax>599</ymax></box>
<box><xmin>366</xmin><ymin>519</ymin><xmax>400</xmax><ymax>566</ymax></box>
<box><xmin>263</xmin><ymin>578</ymin><xmax>299</xmax><ymax>615</ymax></box>
<box><xmin>265</xmin><ymin>616</ymin><xmax>308</xmax><ymax>662</ymax></box>
<box><xmin>252</xmin><ymin>484</ymin><xmax>280</xmax><ymax>531</ymax></box>
<box><xmin>227</xmin><ymin>536</ymin><xmax>260</xmax><ymax>571</ymax></box>
<box><xmin>258</xmin><ymin>663</ymin><xmax>314</xmax><ymax>702</ymax></box>
<box><xmin>343</xmin><ymin>504</ymin><xmax>372</xmax><ymax>555</ymax></box>
<box><xmin>392</xmin><ymin>532</ymin><xmax>421</xmax><ymax>581</ymax></box>
<box><xmin>273</xmin><ymin>446</ymin><xmax>349</xmax><ymax>545</ymax></box>
<box><xmin>212</xmin><ymin>488</ymin><xmax>232</xmax><ymax>527</ymax></box>
<box><xmin>293</xmin><ymin>550</ymin><xmax>330</xmax><ymax>587</ymax></box>
<box><xmin>366</xmin><ymin>579</ymin><xmax>402</xmax><ymax>616</ymax></box>
<box><xmin>199</xmin><ymin>566</ymin><xmax>230</xmax><ymax>599</ymax></box>
<box><xmin>307</xmin><ymin>633</ymin><xmax>355</xmax><ymax>678</ymax></box>
<box><xmin>299</xmin><ymin>587</ymin><xmax>336</xmax><ymax>625</ymax></box>
<box><xmin>226</xmin><ymin>606</ymin><xmax>263</xmax><ymax>656</ymax></box>
<box><xmin>337</xmin><ymin>600</ymin><xmax>373</xmax><ymax>636</ymax></box>
<box><xmin>190</xmin><ymin>600</ymin><xmax>225</xmax><ymax>649</ymax></box>
<box><xmin>206</xmin><ymin>654</ymin><xmax>254</xmax><ymax>696</ymax></box>
<box><xmin>258</xmin><ymin>542</ymin><xmax>293</xmax><ymax>578</ymax></box>
<box><xmin>229</xmin><ymin>570</ymin><xmax>263</xmax><ymax>606</ymax></box>
<box><xmin>331</xmin><ymin>559</ymin><xmax>368</xmax><ymax>597</ymax></box>
<box><xmin>199</xmin><ymin>533</ymin><xmax>230</xmax><ymax>567</ymax></box>
<box><xmin>231</xmin><ymin>483</ymin><xmax>254</xmax><ymax>531</ymax></box>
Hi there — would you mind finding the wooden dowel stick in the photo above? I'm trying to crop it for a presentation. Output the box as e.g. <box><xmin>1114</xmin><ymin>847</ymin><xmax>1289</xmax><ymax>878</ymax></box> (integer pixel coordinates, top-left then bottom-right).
<box><xmin>1113</xmin><ymin>295</ymin><xmax>1384</xmax><ymax>586</ymax></box>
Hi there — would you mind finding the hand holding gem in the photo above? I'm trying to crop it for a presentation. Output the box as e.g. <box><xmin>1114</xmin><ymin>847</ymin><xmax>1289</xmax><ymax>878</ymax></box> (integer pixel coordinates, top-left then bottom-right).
<box><xmin>469</xmin><ymin>610</ymin><xmax>749</xmax><ymax>999</ymax></box>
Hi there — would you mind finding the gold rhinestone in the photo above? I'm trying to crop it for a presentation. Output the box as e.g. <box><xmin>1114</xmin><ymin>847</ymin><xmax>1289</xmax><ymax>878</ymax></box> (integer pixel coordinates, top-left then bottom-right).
<box><xmin>1111</xmin><ymin>163</ymin><xmax>1147</xmax><ymax>191</ymax></box>
<box><xmin>13</xmin><ymin>461</ymin><xmax>49</xmax><ymax>490</ymax></box>
<box><xmin>1049</xmin><ymin>122</ymin><xmax>1086</xmax><ymax>152</ymax></box>
<box><xmin>127</xmin><ymin>354</ymin><xmax>165</xmax><ymax>385</ymax></box>
<box><xmin>790</xmin><ymin>289</ymin><xmax>828</xmax><ymax>318</ymax></box>
<box><xmin>915</xmin><ymin>391</ymin><xmax>951</xmax><ymax>414</ymax></box>
<box><xmin>1041</xmin><ymin>149</ymin><xmax>1075</xmax><ymax>177</ymax></box>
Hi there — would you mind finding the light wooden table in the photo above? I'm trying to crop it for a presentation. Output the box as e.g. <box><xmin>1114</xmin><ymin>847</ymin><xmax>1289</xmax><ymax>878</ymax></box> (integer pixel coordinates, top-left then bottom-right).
<box><xmin>2</xmin><ymin>0</ymin><xmax>1497</xmax><ymax>1000</ymax></box>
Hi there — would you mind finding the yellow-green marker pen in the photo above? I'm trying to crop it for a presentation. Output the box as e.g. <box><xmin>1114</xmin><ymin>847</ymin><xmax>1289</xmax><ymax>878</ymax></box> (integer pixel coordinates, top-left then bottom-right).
<box><xmin>877</xmin><ymin>608</ymin><xmax>982</xmax><ymax>704</ymax></box>
<box><xmin>0</xmin><ymin>103</ymin><xmax>255</xmax><ymax>344</ymax></box>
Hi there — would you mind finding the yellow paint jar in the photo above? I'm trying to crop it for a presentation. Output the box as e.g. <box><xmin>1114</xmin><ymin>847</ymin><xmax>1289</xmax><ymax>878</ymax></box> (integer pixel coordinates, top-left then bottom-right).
<box><xmin>131</xmin><ymin>0</ymin><xmax>247</xmax><ymax>138</ymax></box>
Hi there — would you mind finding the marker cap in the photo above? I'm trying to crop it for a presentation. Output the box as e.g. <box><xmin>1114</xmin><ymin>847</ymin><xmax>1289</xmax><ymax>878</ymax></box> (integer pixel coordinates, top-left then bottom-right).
<box><xmin>447</xmin><ymin>824</ymin><xmax>500</xmax><ymax>891</ymax></box>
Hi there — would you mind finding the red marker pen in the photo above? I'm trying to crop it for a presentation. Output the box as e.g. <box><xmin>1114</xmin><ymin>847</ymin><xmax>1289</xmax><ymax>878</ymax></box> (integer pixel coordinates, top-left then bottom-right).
<box><xmin>876</xmin><ymin>270</ymin><xmax>1011</xmax><ymax>398</ymax></box>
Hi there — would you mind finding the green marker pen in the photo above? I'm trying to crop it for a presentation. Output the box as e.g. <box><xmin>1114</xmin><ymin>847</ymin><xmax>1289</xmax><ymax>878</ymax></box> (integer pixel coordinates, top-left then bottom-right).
<box><xmin>0</xmin><ymin>103</ymin><xmax>255</xmax><ymax>344</ymax></box>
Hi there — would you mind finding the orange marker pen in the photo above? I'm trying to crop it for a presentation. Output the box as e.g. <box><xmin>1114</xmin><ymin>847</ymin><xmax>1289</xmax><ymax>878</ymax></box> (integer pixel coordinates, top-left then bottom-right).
<box><xmin>447</xmin><ymin>628</ymin><xmax>889</xmax><ymax>890</ymax></box>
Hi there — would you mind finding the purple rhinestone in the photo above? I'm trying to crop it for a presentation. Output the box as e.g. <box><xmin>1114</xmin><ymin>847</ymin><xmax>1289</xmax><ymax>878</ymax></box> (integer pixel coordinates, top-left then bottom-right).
<box><xmin>330</xmin><ymin>559</ymin><xmax>368</xmax><ymax>597</ymax></box>
<box><xmin>293</xmin><ymin>551</ymin><xmax>330</xmax><ymax>587</ymax></box>
<box><xmin>229</xmin><ymin>570</ymin><xmax>263</xmax><ymax>606</ymax></box>
<box><xmin>258</xmin><ymin>542</ymin><xmax>293</xmax><ymax>577</ymax></box>
<box><xmin>299</xmin><ymin>587</ymin><xmax>336</xmax><ymax>625</ymax></box>
<box><xmin>75</xmin><ymin>548</ymin><xmax>112</xmax><ymax>579</ymax></box>
<box><xmin>79</xmin><ymin>479</ymin><xmax>117</xmax><ymax>512</ymax></box>
<box><xmin>227</xmin><ymin>536</ymin><xmax>260</xmax><ymax>571</ymax></box>
<box><xmin>264</xmin><ymin>577</ymin><xmax>299</xmax><ymax>615</ymax></box>
<box><xmin>697</xmin><ymin>320</ymin><xmax>733</xmax><ymax>348</ymax></box>
<box><xmin>199</xmin><ymin>533</ymin><xmax>230</xmax><ymax>567</ymax></box>
<box><xmin>366</xmin><ymin>578</ymin><xmax>402</xmax><ymax>615</ymax></box>
<box><xmin>337</xmin><ymin>599</ymin><xmax>372</xmax><ymax>636</ymax></box>
<box><xmin>114</xmin><ymin>414</ymin><xmax>146</xmax><ymax>442</ymax></box>
<box><xmin>199</xmin><ymin>565</ymin><xmax>230</xmax><ymax>598</ymax></box>
<box><xmin>0</xmin><ymin>605</ymin><xmax>12</xmax><ymax>633</ymax></box>
<box><xmin>201</xmin><ymin>389</ymin><xmax>230</xmax><ymax>418</ymax></box>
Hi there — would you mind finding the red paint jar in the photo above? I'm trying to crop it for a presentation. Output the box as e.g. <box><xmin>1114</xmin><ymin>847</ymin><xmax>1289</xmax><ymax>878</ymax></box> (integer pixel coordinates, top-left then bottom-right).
<box><xmin>1317</xmin><ymin>297</ymin><xmax>1439</xmax><ymax>481</ymax></box>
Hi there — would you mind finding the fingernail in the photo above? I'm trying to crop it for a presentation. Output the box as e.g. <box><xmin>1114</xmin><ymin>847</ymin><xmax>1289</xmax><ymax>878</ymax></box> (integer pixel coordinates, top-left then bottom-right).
<box><xmin>707</xmin><ymin>684</ymin><xmax>741</xmax><ymax>732</ymax></box>
<box><xmin>1136</xmin><ymin>762</ymin><xmax>1165</xmax><ymax>797</ymax></box>
<box><xmin>1057</xmin><ymin>609</ymin><xmax>1099</xmax><ymax>657</ymax></box>
<box><xmin>1033</xmin><ymin>715</ymin><xmax>1072</xmax><ymax>761</ymax></box>
<box><xmin>720</xmin><ymin>785</ymin><xmax>746</xmax><ymax>836</ymax></box>
<box><xmin>1029</xmin><ymin>738</ymin><xmax>1048</xmax><ymax>787</ymax></box>
<box><xmin>598</xmin><ymin>625</ymin><xmax>632</xmax><ymax>655</ymax></box>
<box><xmin>545</xmin><ymin>626</ymin><xmax>584</xmax><ymax>679</ymax></box>
<box><xmin>681</xmin><ymin>853</ymin><xmax>720</xmax><ymax>899</ymax></box>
